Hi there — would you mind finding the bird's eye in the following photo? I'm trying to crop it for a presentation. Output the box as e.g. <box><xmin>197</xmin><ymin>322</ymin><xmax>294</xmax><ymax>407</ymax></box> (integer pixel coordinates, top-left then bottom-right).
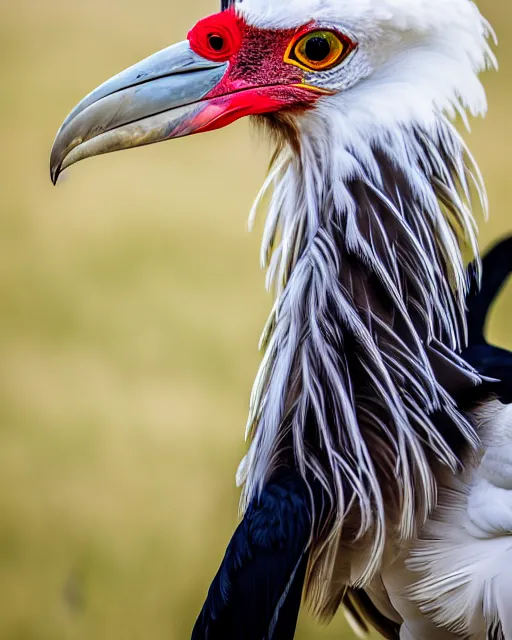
<box><xmin>285</xmin><ymin>30</ymin><xmax>354</xmax><ymax>72</ymax></box>
<box><xmin>304</xmin><ymin>36</ymin><xmax>332</xmax><ymax>62</ymax></box>
<box><xmin>208</xmin><ymin>34</ymin><xmax>225</xmax><ymax>52</ymax></box>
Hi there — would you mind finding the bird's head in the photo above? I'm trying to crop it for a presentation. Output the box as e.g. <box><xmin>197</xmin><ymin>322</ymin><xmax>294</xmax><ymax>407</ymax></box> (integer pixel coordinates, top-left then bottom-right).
<box><xmin>50</xmin><ymin>0</ymin><xmax>494</xmax><ymax>183</ymax></box>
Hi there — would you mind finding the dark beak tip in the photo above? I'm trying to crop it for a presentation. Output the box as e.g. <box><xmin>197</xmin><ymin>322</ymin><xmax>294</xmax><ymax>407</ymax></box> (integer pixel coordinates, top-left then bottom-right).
<box><xmin>50</xmin><ymin>140</ymin><xmax>64</xmax><ymax>185</ymax></box>
<box><xmin>50</xmin><ymin>162</ymin><xmax>61</xmax><ymax>186</ymax></box>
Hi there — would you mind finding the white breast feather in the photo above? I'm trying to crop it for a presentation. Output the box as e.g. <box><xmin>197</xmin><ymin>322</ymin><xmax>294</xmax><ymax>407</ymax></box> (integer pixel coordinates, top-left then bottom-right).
<box><xmin>406</xmin><ymin>402</ymin><xmax>512</xmax><ymax>639</ymax></box>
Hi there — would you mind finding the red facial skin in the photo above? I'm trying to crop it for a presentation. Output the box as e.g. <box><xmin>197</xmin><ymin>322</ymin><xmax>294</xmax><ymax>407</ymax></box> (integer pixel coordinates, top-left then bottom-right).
<box><xmin>187</xmin><ymin>9</ymin><xmax>323</xmax><ymax>133</ymax></box>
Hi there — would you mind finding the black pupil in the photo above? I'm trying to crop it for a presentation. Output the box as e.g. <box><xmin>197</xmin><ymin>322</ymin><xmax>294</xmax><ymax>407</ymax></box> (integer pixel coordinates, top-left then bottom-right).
<box><xmin>209</xmin><ymin>34</ymin><xmax>225</xmax><ymax>51</ymax></box>
<box><xmin>304</xmin><ymin>36</ymin><xmax>331</xmax><ymax>62</ymax></box>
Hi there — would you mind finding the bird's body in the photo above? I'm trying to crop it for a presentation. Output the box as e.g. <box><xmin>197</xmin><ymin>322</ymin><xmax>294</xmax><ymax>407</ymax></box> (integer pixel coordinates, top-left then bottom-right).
<box><xmin>50</xmin><ymin>0</ymin><xmax>512</xmax><ymax>637</ymax></box>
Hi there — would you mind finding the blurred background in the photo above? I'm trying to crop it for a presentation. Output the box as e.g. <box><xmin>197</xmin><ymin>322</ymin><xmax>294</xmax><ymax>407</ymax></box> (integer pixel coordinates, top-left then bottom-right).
<box><xmin>0</xmin><ymin>0</ymin><xmax>510</xmax><ymax>638</ymax></box>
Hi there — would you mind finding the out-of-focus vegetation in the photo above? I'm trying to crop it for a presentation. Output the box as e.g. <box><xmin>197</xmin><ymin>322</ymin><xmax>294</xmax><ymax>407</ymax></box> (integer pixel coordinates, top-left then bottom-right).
<box><xmin>0</xmin><ymin>1</ymin><xmax>510</xmax><ymax>638</ymax></box>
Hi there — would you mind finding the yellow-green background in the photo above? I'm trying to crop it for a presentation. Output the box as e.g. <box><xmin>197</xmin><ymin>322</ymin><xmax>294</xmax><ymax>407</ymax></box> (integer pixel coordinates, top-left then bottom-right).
<box><xmin>0</xmin><ymin>1</ymin><xmax>510</xmax><ymax>638</ymax></box>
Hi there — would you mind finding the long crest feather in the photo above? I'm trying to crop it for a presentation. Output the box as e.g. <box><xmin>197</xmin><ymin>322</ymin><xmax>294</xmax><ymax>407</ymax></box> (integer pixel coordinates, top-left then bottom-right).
<box><xmin>221</xmin><ymin>0</ymin><xmax>236</xmax><ymax>11</ymax></box>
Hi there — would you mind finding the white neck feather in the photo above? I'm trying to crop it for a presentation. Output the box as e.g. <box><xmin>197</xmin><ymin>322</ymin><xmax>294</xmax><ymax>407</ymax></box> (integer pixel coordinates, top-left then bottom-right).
<box><xmin>238</xmin><ymin>110</ymin><xmax>488</xmax><ymax>611</ymax></box>
<box><xmin>235</xmin><ymin>0</ymin><xmax>497</xmax><ymax>615</ymax></box>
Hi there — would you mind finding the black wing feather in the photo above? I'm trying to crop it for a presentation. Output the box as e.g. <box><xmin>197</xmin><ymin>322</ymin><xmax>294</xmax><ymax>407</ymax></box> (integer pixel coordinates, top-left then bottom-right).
<box><xmin>463</xmin><ymin>235</ymin><xmax>512</xmax><ymax>402</ymax></box>
<box><xmin>192</xmin><ymin>472</ymin><xmax>311</xmax><ymax>640</ymax></box>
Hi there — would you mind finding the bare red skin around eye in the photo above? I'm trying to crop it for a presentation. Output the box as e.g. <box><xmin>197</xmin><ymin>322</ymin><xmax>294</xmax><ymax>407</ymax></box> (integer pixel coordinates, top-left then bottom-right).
<box><xmin>187</xmin><ymin>9</ymin><xmax>243</xmax><ymax>62</ymax></box>
<box><xmin>186</xmin><ymin>10</ymin><xmax>323</xmax><ymax>135</ymax></box>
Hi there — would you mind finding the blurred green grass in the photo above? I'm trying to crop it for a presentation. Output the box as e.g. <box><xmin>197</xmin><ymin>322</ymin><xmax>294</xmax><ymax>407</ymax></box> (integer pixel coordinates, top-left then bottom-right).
<box><xmin>0</xmin><ymin>1</ymin><xmax>511</xmax><ymax>638</ymax></box>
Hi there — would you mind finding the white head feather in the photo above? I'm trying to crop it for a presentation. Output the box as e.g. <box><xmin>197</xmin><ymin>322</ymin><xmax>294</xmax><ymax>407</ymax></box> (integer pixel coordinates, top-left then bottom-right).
<box><xmin>239</xmin><ymin>0</ymin><xmax>495</xmax><ymax>143</ymax></box>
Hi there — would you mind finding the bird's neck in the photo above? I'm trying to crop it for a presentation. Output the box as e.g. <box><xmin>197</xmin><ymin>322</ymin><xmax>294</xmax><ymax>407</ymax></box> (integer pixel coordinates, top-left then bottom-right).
<box><xmin>239</xmin><ymin>114</ymin><xmax>485</xmax><ymax>603</ymax></box>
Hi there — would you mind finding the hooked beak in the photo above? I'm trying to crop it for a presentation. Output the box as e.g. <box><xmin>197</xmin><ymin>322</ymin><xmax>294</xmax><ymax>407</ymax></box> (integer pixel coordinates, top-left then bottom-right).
<box><xmin>50</xmin><ymin>41</ymin><xmax>230</xmax><ymax>184</ymax></box>
<box><xmin>50</xmin><ymin>33</ymin><xmax>318</xmax><ymax>185</ymax></box>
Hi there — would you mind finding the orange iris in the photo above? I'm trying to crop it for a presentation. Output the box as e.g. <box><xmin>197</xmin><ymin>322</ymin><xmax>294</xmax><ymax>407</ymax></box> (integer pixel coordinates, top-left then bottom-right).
<box><xmin>285</xmin><ymin>30</ymin><xmax>351</xmax><ymax>72</ymax></box>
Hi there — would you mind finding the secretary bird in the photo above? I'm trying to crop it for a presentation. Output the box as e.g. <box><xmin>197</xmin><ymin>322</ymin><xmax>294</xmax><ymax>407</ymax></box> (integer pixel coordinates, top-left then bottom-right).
<box><xmin>50</xmin><ymin>0</ymin><xmax>512</xmax><ymax>637</ymax></box>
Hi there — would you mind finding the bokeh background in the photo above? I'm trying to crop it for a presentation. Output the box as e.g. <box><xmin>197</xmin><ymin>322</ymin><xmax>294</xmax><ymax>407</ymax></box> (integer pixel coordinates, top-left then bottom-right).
<box><xmin>0</xmin><ymin>0</ymin><xmax>510</xmax><ymax>638</ymax></box>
